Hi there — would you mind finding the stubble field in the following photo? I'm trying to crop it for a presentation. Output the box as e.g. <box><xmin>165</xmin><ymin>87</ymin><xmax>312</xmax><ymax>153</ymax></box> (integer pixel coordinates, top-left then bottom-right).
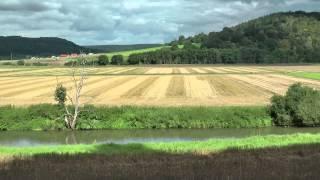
<box><xmin>0</xmin><ymin>65</ymin><xmax>319</xmax><ymax>106</ymax></box>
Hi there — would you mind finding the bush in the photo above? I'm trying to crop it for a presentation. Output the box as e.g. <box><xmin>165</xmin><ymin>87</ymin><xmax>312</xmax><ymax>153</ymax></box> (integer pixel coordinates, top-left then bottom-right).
<box><xmin>17</xmin><ymin>60</ymin><xmax>25</xmax><ymax>66</ymax></box>
<box><xmin>64</xmin><ymin>61</ymin><xmax>77</xmax><ymax>66</ymax></box>
<box><xmin>32</xmin><ymin>62</ymin><xmax>48</xmax><ymax>66</ymax></box>
<box><xmin>2</xmin><ymin>62</ymin><xmax>14</xmax><ymax>65</ymax></box>
<box><xmin>296</xmin><ymin>95</ymin><xmax>320</xmax><ymax>126</ymax></box>
<box><xmin>111</xmin><ymin>55</ymin><xmax>124</xmax><ymax>65</ymax></box>
<box><xmin>55</xmin><ymin>84</ymin><xmax>67</xmax><ymax>106</ymax></box>
<box><xmin>97</xmin><ymin>55</ymin><xmax>109</xmax><ymax>65</ymax></box>
<box><xmin>270</xmin><ymin>95</ymin><xmax>290</xmax><ymax>126</ymax></box>
<box><xmin>269</xmin><ymin>83</ymin><xmax>320</xmax><ymax>127</ymax></box>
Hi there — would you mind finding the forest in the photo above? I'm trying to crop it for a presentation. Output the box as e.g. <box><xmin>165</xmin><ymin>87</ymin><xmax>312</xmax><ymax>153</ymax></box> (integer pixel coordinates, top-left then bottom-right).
<box><xmin>128</xmin><ymin>11</ymin><xmax>320</xmax><ymax>64</ymax></box>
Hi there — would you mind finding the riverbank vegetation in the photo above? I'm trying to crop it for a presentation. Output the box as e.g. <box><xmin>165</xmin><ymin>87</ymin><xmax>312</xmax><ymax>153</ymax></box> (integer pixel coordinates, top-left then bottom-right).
<box><xmin>270</xmin><ymin>83</ymin><xmax>320</xmax><ymax>127</ymax></box>
<box><xmin>0</xmin><ymin>105</ymin><xmax>271</xmax><ymax>131</ymax></box>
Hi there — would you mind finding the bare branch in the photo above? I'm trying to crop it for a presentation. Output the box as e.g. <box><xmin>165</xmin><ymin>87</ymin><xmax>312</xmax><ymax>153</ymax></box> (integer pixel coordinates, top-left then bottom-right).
<box><xmin>56</xmin><ymin>52</ymin><xmax>87</xmax><ymax>130</ymax></box>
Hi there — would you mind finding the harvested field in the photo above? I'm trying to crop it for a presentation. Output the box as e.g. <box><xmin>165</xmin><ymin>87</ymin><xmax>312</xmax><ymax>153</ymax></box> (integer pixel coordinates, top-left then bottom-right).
<box><xmin>122</xmin><ymin>77</ymin><xmax>159</xmax><ymax>97</ymax></box>
<box><xmin>0</xmin><ymin>65</ymin><xmax>319</xmax><ymax>76</ymax></box>
<box><xmin>166</xmin><ymin>76</ymin><xmax>186</xmax><ymax>97</ymax></box>
<box><xmin>172</xmin><ymin>68</ymin><xmax>181</xmax><ymax>74</ymax></box>
<box><xmin>185</xmin><ymin>68</ymin><xmax>204</xmax><ymax>74</ymax></box>
<box><xmin>145</xmin><ymin>68</ymin><xmax>172</xmax><ymax>74</ymax></box>
<box><xmin>203</xmin><ymin>67</ymin><xmax>226</xmax><ymax>74</ymax></box>
<box><xmin>144</xmin><ymin>76</ymin><xmax>171</xmax><ymax>99</ymax></box>
<box><xmin>116</xmin><ymin>68</ymin><xmax>149</xmax><ymax>75</ymax></box>
<box><xmin>0</xmin><ymin>65</ymin><xmax>320</xmax><ymax>106</ymax></box>
<box><xmin>199</xmin><ymin>76</ymin><xmax>271</xmax><ymax>97</ymax></box>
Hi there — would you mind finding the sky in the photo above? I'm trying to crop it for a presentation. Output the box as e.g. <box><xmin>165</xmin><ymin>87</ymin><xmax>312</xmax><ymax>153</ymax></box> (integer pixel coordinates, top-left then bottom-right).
<box><xmin>0</xmin><ymin>0</ymin><xmax>319</xmax><ymax>45</ymax></box>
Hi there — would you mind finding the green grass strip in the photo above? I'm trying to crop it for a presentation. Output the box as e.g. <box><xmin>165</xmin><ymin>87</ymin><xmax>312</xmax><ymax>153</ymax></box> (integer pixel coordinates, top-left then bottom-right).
<box><xmin>288</xmin><ymin>72</ymin><xmax>320</xmax><ymax>80</ymax></box>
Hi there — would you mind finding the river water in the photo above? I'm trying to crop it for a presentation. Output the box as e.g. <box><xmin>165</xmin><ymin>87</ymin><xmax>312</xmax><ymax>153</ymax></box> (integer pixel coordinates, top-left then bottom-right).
<box><xmin>0</xmin><ymin>128</ymin><xmax>319</xmax><ymax>147</ymax></box>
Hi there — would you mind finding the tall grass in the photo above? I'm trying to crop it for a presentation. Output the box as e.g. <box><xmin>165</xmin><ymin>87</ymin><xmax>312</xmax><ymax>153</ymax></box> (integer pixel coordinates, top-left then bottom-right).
<box><xmin>0</xmin><ymin>104</ymin><xmax>272</xmax><ymax>131</ymax></box>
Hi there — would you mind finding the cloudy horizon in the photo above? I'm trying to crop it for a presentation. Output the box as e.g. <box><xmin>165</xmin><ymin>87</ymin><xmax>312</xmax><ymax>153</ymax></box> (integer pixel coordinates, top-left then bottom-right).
<box><xmin>0</xmin><ymin>0</ymin><xmax>319</xmax><ymax>45</ymax></box>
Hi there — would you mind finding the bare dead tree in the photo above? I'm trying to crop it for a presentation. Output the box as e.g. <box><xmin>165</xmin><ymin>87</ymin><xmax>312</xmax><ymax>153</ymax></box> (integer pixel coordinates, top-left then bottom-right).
<box><xmin>56</xmin><ymin>53</ymin><xmax>87</xmax><ymax>130</ymax></box>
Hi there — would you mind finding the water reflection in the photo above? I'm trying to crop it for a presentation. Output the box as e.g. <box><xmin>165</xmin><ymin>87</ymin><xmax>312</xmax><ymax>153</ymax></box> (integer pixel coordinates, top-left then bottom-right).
<box><xmin>65</xmin><ymin>132</ymin><xmax>78</xmax><ymax>145</ymax></box>
<box><xmin>0</xmin><ymin>128</ymin><xmax>319</xmax><ymax>147</ymax></box>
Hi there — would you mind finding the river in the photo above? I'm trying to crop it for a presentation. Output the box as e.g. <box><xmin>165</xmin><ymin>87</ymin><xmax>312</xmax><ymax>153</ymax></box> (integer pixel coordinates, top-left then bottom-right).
<box><xmin>0</xmin><ymin>127</ymin><xmax>319</xmax><ymax>147</ymax></box>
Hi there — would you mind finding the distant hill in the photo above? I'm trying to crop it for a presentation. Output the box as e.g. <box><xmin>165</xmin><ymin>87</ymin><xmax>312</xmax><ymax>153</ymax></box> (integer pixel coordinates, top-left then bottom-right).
<box><xmin>0</xmin><ymin>36</ymin><xmax>94</xmax><ymax>60</ymax></box>
<box><xmin>203</xmin><ymin>11</ymin><xmax>320</xmax><ymax>52</ymax></box>
<box><xmin>85</xmin><ymin>44</ymin><xmax>163</xmax><ymax>53</ymax></box>
<box><xmin>138</xmin><ymin>11</ymin><xmax>320</xmax><ymax>64</ymax></box>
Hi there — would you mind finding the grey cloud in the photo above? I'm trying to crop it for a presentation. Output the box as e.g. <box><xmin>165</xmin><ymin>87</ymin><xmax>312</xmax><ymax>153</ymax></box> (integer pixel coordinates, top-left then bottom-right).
<box><xmin>0</xmin><ymin>0</ymin><xmax>319</xmax><ymax>45</ymax></box>
<box><xmin>0</xmin><ymin>1</ymin><xmax>53</xmax><ymax>12</ymax></box>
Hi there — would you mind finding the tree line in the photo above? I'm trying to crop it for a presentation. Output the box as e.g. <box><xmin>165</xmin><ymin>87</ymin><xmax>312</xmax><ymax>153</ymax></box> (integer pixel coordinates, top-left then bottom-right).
<box><xmin>127</xmin><ymin>47</ymin><xmax>320</xmax><ymax>65</ymax></box>
<box><xmin>64</xmin><ymin>54</ymin><xmax>124</xmax><ymax>66</ymax></box>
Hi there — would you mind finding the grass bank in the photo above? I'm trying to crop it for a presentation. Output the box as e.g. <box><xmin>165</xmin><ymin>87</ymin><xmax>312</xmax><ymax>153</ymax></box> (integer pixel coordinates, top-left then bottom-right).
<box><xmin>1</xmin><ymin>134</ymin><xmax>320</xmax><ymax>179</ymax></box>
<box><xmin>0</xmin><ymin>133</ymin><xmax>318</xmax><ymax>156</ymax></box>
<box><xmin>2</xmin><ymin>142</ymin><xmax>319</xmax><ymax>179</ymax></box>
<box><xmin>0</xmin><ymin>105</ymin><xmax>271</xmax><ymax>131</ymax></box>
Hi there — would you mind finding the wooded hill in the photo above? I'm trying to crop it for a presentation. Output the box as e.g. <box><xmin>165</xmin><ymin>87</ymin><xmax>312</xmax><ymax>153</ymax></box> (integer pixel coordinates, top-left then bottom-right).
<box><xmin>128</xmin><ymin>11</ymin><xmax>320</xmax><ymax>64</ymax></box>
<box><xmin>0</xmin><ymin>36</ymin><xmax>93</xmax><ymax>60</ymax></box>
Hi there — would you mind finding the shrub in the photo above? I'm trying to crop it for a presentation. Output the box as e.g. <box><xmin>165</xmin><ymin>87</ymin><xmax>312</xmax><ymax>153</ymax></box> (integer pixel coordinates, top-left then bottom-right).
<box><xmin>32</xmin><ymin>62</ymin><xmax>48</xmax><ymax>66</ymax></box>
<box><xmin>296</xmin><ymin>94</ymin><xmax>320</xmax><ymax>126</ymax></box>
<box><xmin>55</xmin><ymin>84</ymin><xmax>67</xmax><ymax>106</ymax></box>
<box><xmin>269</xmin><ymin>95</ymin><xmax>290</xmax><ymax>126</ymax></box>
<box><xmin>97</xmin><ymin>55</ymin><xmax>109</xmax><ymax>65</ymax></box>
<box><xmin>111</xmin><ymin>55</ymin><xmax>124</xmax><ymax>65</ymax></box>
<box><xmin>17</xmin><ymin>60</ymin><xmax>25</xmax><ymax>66</ymax></box>
<box><xmin>64</xmin><ymin>61</ymin><xmax>77</xmax><ymax>66</ymax></box>
<box><xmin>269</xmin><ymin>83</ymin><xmax>320</xmax><ymax>127</ymax></box>
<box><xmin>2</xmin><ymin>62</ymin><xmax>14</xmax><ymax>65</ymax></box>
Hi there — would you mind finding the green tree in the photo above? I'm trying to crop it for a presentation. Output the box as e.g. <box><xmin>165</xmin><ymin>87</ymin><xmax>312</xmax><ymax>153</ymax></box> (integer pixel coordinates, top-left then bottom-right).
<box><xmin>17</xmin><ymin>60</ymin><xmax>25</xmax><ymax>66</ymax></box>
<box><xmin>269</xmin><ymin>95</ymin><xmax>290</xmax><ymax>126</ymax></box>
<box><xmin>170</xmin><ymin>42</ymin><xmax>179</xmax><ymax>51</ymax></box>
<box><xmin>183</xmin><ymin>42</ymin><xmax>197</xmax><ymax>50</ymax></box>
<box><xmin>111</xmin><ymin>55</ymin><xmax>124</xmax><ymax>65</ymax></box>
<box><xmin>178</xmin><ymin>35</ymin><xmax>186</xmax><ymax>45</ymax></box>
<box><xmin>296</xmin><ymin>94</ymin><xmax>320</xmax><ymax>126</ymax></box>
<box><xmin>127</xmin><ymin>54</ymin><xmax>140</xmax><ymax>65</ymax></box>
<box><xmin>97</xmin><ymin>55</ymin><xmax>109</xmax><ymax>65</ymax></box>
<box><xmin>54</xmin><ymin>84</ymin><xmax>67</xmax><ymax>106</ymax></box>
<box><xmin>269</xmin><ymin>83</ymin><xmax>320</xmax><ymax>127</ymax></box>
